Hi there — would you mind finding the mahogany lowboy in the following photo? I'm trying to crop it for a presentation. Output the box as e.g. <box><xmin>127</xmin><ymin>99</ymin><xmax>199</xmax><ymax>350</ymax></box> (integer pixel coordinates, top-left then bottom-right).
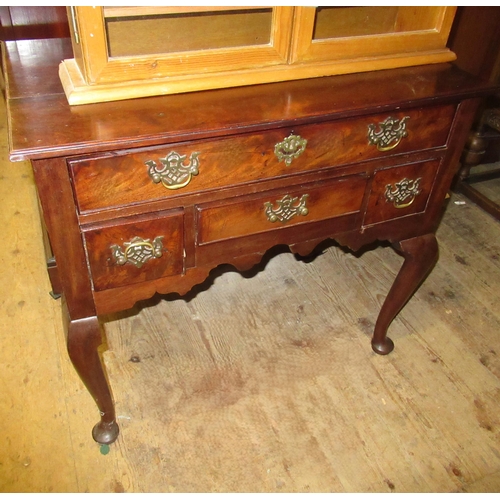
<box><xmin>4</xmin><ymin>38</ymin><xmax>498</xmax><ymax>445</ymax></box>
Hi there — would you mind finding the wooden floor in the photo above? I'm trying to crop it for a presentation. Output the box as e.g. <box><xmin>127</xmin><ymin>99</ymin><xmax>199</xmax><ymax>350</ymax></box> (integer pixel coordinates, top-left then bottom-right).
<box><xmin>2</xmin><ymin>95</ymin><xmax>500</xmax><ymax>493</ymax></box>
<box><xmin>464</xmin><ymin>163</ymin><xmax>500</xmax><ymax>212</ymax></box>
<box><xmin>470</xmin><ymin>173</ymin><xmax>500</xmax><ymax>205</ymax></box>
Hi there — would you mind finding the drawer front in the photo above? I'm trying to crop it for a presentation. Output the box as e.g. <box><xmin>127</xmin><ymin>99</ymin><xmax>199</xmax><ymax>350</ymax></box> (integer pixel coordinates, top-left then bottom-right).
<box><xmin>197</xmin><ymin>174</ymin><xmax>367</xmax><ymax>244</ymax></box>
<box><xmin>363</xmin><ymin>159</ymin><xmax>441</xmax><ymax>226</ymax></box>
<box><xmin>70</xmin><ymin>104</ymin><xmax>455</xmax><ymax>213</ymax></box>
<box><xmin>83</xmin><ymin>211</ymin><xmax>184</xmax><ymax>291</ymax></box>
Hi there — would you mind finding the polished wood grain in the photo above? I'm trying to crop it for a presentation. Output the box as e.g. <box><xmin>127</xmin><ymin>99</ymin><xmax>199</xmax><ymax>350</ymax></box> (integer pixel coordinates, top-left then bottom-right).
<box><xmin>4</xmin><ymin>38</ymin><xmax>499</xmax><ymax>446</ymax></box>
<box><xmin>68</xmin><ymin>105</ymin><xmax>455</xmax><ymax>214</ymax></box>
<box><xmin>3</xmin><ymin>127</ymin><xmax>500</xmax><ymax>491</ymax></box>
<box><xmin>30</xmin><ymin>157</ymin><xmax>95</xmax><ymax>321</ymax></box>
<box><xmin>197</xmin><ymin>175</ymin><xmax>367</xmax><ymax>244</ymax></box>
<box><xmin>371</xmin><ymin>233</ymin><xmax>439</xmax><ymax>354</ymax></box>
<box><xmin>64</xmin><ymin>304</ymin><xmax>119</xmax><ymax>445</ymax></box>
<box><xmin>0</xmin><ymin>6</ymin><xmax>69</xmax><ymax>41</ymax></box>
<box><xmin>83</xmin><ymin>210</ymin><xmax>184</xmax><ymax>291</ymax></box>
<box><xmin>4</xmin><ymin>40</ymin><xmax>495</xmax><ymax>161</ymax></box>
<box><xmin>364</xmin><ymin>159</ymin><xmax>440</xmax><ymax>226</ymax></box>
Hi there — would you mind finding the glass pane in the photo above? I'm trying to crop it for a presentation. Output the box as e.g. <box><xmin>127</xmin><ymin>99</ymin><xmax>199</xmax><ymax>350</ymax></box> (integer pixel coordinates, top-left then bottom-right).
<box><xmin>105</xmin><ymin>7</ymin><xmax>273</xmax><ymax>57</ymax></box>
<box><xmin>312</xmin><ymin>6</ymin><xmax>440</xmax><ymax>40</ymax></box>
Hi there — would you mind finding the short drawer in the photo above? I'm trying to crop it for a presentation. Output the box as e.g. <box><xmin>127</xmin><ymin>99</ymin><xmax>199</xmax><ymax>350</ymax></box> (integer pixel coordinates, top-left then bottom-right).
<box><xmin>197</xmin><ymin>174</ymin><xmax>367</xmax><ymax>244</ymax></box>
<box><xmin>363</xmin><ymin>159</ymin><xmax>441</xmax><ymax>226</ymax></box>
<box><xmin>69</xmin><ymin>104</ymin><xmax>455</xmax><ymax>213</ymax></box>
<box><xmin>83</xmin><ymin>210</ymin><xmax>184</xmax><ymax>291</ymax></box>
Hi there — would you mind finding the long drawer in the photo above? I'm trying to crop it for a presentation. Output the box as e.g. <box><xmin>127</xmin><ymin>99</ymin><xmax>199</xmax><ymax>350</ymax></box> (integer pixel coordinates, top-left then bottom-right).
<box><xmin>69</xmin><ymin>104</ymin><xmax>455</xmax><ymax>213</ymax></box>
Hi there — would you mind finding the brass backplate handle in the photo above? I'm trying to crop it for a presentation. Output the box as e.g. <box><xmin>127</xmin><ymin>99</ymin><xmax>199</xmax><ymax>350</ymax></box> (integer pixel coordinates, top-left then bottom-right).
<box><xmin>385</xmin><ymin>177</ymin><xmax>422</xmax><ymax>208</ymax></box>
<box><xmin>110</xmin><ymin>236</ymin><xmax>164</xmax><ymax>268</ymax></box>
<box><xmin>368</xmin><ymin>116</ymin><xmax>410</xmax><ymax>152</ymax></box>
<box><xmin>274</xmin><ymin>134</ymin><xmax>307</xmax><ymax>166</ymax></box>
<box><xmin>146</xmin><ymin>151</ymin><xmax>200</xmax><ymax>190</ymax></box>
<box><xmin>264</xmin><ymin>194</ymin><xmax>309</xmax><ymax>223</ymax></box>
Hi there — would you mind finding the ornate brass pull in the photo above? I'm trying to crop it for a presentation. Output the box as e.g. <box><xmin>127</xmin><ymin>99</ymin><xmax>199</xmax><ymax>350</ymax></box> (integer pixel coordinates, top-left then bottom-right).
<box><xmin>145</xmin><ymin>151</ymin><xmax>200</xmax><ymax>190</ymax></box>
<box><xmin>264</xmin><ymin>194</ymin><xmax>309</xmax><ymax>223</ymax></box>
<box><xmin>368</xmin><ymin>116</ymin><xmax>410</xmax><ymax>151</ymax></box>
<box><xmin>274</xmin><ymin>134</ymin><xmax>307</xmax><ymax>166</ymax></box>
<box><xmin>110</xmin><ymin>236</ymin><xmax>164</xmax><ymax>268</ymax></box>
<box><xmin>385</xmin><ymin>177</ymin><xmax>422</xmax><ymax>208</ymax></box>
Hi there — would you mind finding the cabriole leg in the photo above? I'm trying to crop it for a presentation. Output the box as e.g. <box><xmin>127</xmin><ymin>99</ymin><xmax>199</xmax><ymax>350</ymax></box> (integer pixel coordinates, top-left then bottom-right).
<box><xmin>66</xmin><ymin>314</ymin><xmax>119</xmax><ymax>444</ymax></box>
<box><xmin>372</xmin><ymin>233</ymin><xmax>439</xmax><ymax>355</ymax></box>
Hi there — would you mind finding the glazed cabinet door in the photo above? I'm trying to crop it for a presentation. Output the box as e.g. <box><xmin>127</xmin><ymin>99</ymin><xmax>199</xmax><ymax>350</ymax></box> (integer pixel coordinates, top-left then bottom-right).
<box><xmin>59</xmin><ymin>5</ymin><xmax>458</xmax><ymax>104</ymax></box>
<box><xmin>290</xmin><ymin>6</ymin><xmax>456</xmax><ymax>68</ymax></box>
<box><xmin>67</xmin><ymin>6</ymin><xmax>294</xmax><ymax>85</ymax></box>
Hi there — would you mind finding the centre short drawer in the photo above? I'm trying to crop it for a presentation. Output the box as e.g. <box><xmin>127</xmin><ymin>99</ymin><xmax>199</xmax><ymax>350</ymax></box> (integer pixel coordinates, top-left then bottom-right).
<box><xmin>82</xmin><ymin>210</ymin><xmax>184</xmax><ymax>291</ymax></box>
<box><xmin>69</xmin><ymin>104</ymin><xmax>455</xmax><ymax>213</ymax></box>
<box><xmin>197</xmin><ymin>174</ymin><xmax>367</xmax><ymax>244</ymax></box>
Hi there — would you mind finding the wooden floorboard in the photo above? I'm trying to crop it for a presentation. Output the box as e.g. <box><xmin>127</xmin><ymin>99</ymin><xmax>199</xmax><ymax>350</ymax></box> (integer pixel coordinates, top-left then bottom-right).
<box><xmin>468</xmin><ymin>163</ymin><xmax>500</xmax><ymax>205</ymax></box>
<box><xmin>1</xmin><ymin>95</ymin><xmax>500</xmax><ymax>492</ymax></box>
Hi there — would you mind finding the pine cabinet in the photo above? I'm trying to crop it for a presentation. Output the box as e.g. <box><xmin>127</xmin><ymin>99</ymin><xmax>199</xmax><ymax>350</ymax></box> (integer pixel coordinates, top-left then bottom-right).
<box><xmin>60</xmin><ymin>6</ymin><xmax>457</xmax><ymax>105</ymax></box>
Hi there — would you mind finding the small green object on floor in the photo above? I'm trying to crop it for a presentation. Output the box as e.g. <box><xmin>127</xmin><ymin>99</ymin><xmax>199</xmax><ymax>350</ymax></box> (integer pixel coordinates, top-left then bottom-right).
<box><xmin>100</xmin><ymin>444</ymin><xmax>110</xmax><ymax>455</ymax></box>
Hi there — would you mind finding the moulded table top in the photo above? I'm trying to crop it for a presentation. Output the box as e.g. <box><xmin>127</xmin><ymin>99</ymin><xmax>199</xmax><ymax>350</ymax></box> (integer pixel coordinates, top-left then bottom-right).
<box><xmin>3</xmin><ymin>38</ymin><xmax>498</xmax><ymax>162</ymax></box>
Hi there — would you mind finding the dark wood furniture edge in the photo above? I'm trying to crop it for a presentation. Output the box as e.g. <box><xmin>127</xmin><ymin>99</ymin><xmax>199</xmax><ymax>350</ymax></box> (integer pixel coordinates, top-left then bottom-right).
<box><xmin>3</xmin><ymin>39</ymin><xmax>498</xmax><ymax>163</ymax></box>
<box><xmin>5</xmin><ymin>38</ymin><xmax>499</xmax><ymax>446</ymax></box>
<box><xmin>457</xmin><ymin>182</ymin><xmax>500</xmax><ymax>220</ymax></box>
<box><xmin>455</xmin><ymin>108</ymin><xmax>500</xmax><ymax>221</ymax></box>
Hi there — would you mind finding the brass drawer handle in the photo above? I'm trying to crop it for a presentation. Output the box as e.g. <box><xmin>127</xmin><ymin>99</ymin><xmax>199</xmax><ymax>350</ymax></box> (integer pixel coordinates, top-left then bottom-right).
<box><xmin>110</xmin><ymin>236</ymin><xmax>164</xmax><ymax>268</ymax></box>
<box><xmin>385</xmin><ymin>177</ymin><xmax>422</xmax><ymax>208</ymax></box>
<box><xmin>264</xmin><ymin>194</ymin><xmax>309</xmax><ymax>223</ymax></box>
<box><xmin>145</xmin><ymin>151</ymin><xmax>200</xmax><ymax>190</ymax></box>
<box><xmin>368</xmin><ymin>116</ymin><xmax>410</xmax><ymax>152</ymax></box>
<box><xmin>274</xmin><ymin>134</ymin><xmax>307</xmax><ymax>166</ymax></box>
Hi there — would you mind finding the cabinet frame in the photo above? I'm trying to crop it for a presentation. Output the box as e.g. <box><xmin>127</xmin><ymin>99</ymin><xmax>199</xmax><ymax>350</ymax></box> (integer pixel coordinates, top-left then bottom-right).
<box><xmin>290</xmin><ymin>7</ymin><xmax>457</xmax><ymax>63</ymax></box>
<box><xmin>59</xmin><ymin>6</ymin><xmax>457</xmax><ymax>106</ymax></box>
